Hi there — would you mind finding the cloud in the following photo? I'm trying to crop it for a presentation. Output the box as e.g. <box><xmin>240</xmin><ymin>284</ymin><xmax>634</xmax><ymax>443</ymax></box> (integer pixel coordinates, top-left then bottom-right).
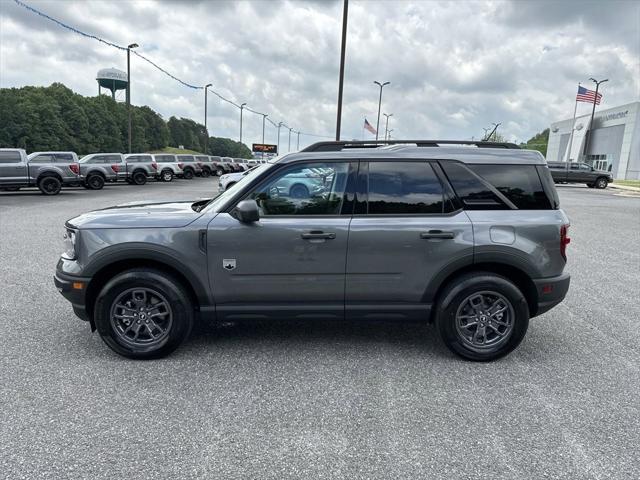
<box><xmin>1</xmin><ymin>0</ymin><xmax>638</xmax><ymax>149</ymax></box>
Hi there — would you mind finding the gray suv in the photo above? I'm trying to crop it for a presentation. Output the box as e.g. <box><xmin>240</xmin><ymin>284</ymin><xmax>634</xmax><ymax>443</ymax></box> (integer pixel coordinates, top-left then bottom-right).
<box><xmin>54</xmin><ymin>141</ymin><xmax>571</xmax><ymax>361</ymax></box>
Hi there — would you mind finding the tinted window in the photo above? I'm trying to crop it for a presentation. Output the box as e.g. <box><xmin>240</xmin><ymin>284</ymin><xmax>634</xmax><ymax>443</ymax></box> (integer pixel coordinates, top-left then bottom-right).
<box><xmin>0</xmin><ymin>151</ymin><xmax>22</xmax><ymax>163</ymax></box>
<box><xmin>127</xmin><ymin>155</ymin><xmax>152</xmax><ymax>163</ymax></box>
<box><xmin>367</xmin><ymin>162</ymin><xmax>445</xmax><ymax>214</ymax></box>
<box><xmin>29</xmin><ymin>154</ymin><xmax>55</xmax><ymax>164</ymax></box>
<box><xmin>196</xmin><ymin>156</ymin><xmax>209</xmax><ymax>162</ymax></box>
<box><xmin>90</xmin><ymin>155</ymin><xmax>121</xmax><ymax>163</ymax></box>
<box><xmin>155</xmin><ymin>155</ymin><xmax>175</xmax><ymax>162</ymax></box>
<box><xmin>178</xmin><ymin>155</ymin><xmax>195</xmax><ymax>162</ymax></box>
<box><xmin>440</xmin><ymin>161</ymin><xmax>508</xmax><ymax>210</ymax></box>
<box><xmin>249</xmin><ymin>162</ymin><xmax>351</xmax><ymax>215</ymax></box>
<box><xmin>55</xmin><ymin>153</ymin><xmax>74</xmax><ymax>162</ymax></box>
<box><xmin>469</xmin><ymin>164</ymin><xmax>552</xmax><ymax>210</ymax></box>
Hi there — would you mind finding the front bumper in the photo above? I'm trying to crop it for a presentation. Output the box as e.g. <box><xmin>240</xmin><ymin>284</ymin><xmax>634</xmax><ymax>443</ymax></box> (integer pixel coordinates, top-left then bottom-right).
<box><xmin>532</xmin><ymin>272</ymin><xmax>571</xmax><ymax>317</ymax></box>
<box><xmin>54</xmin><ymin>270</ymin><xmax>92</xmax><ymax>322</ymax></box>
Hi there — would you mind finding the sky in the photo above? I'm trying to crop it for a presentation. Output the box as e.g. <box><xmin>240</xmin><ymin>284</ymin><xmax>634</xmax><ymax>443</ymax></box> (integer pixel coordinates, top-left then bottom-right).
<box><xmin>1</xmin><ymin>0</ymin><xmax>639</xmax><ymax>151</ymax></box>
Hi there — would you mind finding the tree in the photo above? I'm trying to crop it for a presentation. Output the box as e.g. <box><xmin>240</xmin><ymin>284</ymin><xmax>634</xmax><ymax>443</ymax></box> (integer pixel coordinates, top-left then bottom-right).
<box><xmin>207</xmin><ymin>136</ymin><xmax>252</xmax><ymax>158</ymax></box>
<box><xmin>520</xmin><ymin>128</ymin><xmax>549</xmax><ymax>155</ymax></box>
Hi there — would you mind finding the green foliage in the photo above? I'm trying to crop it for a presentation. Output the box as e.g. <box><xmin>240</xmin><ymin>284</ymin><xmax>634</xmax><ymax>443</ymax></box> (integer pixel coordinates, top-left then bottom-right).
<box><xmin>520</xmin><ymin>128</ymin><xmax>549</xmax><ymax>155</ymax></box>
<box><xmin>207</xmin><ymin>136</ymin><xmax>252</xmax><ymax>158</ymax></box>
<box><xmin>0</xmin><ymin>83</ymin><xmax>171</xmax><ymax>155</ymax></box>
<box><xmin>167</xmin><ymin>116</ymin><xmax>208</xmax><ymax>152</ymax></box>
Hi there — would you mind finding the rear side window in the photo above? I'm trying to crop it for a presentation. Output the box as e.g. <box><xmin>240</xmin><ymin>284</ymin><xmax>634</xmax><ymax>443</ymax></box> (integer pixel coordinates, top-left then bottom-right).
<box><xmin>367</xmin><ymin>162</ymin><xmax>446</xmax><ymax>214</ymax></box>
<box><xmin>29</xmin><ymin>154</ymin><xmax>55</xmax><ymax>164</ymax></box>
<box><xmin>0</xmin><ymin>151</ymin><xmax>22</xmax><ymax>163</ymax></box>
<box><xmin>155</xmin><ymin>155</ymin><xmax>175</xmax><ymax>162</ymax></box>
<box><xmin>196</xmin><ymin>156</ymin><xmax>209</xmax><ymax>162</ymax></box>
<box><xmin>440</xmin><ymin>162</ymin><xmax>508</xmax><ymax>210</ymax></box>
<box><xmin>178</xmin><ymin>155</ymin><xmax>195</xmax><ymax>162</ymax></box>
<box><xmin>127</xmin><ymin>155</ymin><xmax>152</xmax><ymax>163</ymax></box>
<box><xmin>55</xmin><ymin>153</ymin><xmax>74</xmax><ymax>162</ymax></box>
<box><xmin>89</xmin><ymin>155</ymin><xmax>121</xmax><ymax>163</ymax></box>
<box><xmin>469</xmin><ymin>164</ymin><xmax>552</xmax><ymax>210</ymax></box>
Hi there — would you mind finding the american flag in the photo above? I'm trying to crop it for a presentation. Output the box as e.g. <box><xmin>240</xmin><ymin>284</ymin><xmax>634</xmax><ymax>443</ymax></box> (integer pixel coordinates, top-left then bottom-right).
<box><xmin>364</xmin><ymin>118</ymin><xmax>377</xmax><ymax>135</ymax></box>
<box><xmin>576</xmin><ymin>85</ymin><xmax>602</xmax><ymax>104</ymax></box>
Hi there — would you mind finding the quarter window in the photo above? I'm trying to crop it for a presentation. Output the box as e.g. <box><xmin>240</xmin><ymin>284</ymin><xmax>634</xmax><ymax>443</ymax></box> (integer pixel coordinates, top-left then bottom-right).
<box><xmin>440</xmin><ymin>161</ymin><xmax>508</xmax><ymax>210</ymax></box>
<box><xmin>367</xmin><ymin>162</ymin><xmax>446</xmax><ymax>214</ymax></box>
<box><xmin>248</xmin><ymin>162</ymin><xmax>351</xmax><ymax>215</ymax></box>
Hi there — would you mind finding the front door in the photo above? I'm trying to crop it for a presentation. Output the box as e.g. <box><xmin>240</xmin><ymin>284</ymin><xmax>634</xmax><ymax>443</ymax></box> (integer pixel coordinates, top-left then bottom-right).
<box><xmin>0</xmin><ymin>151</ymin><xmax>27</xmax><ymax>186</ymax></box>
<box><xmin>207</xmin><ymin>160</ymin><xmax>356</xmax><ymax>321</ymax></box>
<box><xmin>345</xmin><ymin>161</ymin><xmax>474</xmax><ymax>320</ymax></box>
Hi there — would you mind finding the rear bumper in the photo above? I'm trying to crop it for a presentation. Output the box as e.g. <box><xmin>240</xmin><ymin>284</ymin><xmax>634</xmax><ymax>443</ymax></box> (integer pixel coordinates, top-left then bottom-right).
<box><xmin>54</xmin><ymin>270</ymin><xmax>92</xmax><ymax>322</ymax></box>
<box><xmin>532</xmin><ymin>272</ymin><xmax>570</xmax><ymax>317</ymax></box>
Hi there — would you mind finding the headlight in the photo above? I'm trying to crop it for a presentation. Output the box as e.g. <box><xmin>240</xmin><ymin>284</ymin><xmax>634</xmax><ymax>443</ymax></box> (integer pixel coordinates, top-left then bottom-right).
<box><xmin>62</xmin><ymin>229</ymin><xmax>77</xmax><ymax>260</ymax></box>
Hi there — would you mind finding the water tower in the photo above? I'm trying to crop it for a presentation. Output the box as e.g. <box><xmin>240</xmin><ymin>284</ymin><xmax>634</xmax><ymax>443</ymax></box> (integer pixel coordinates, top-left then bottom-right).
<box><xmin>96</xmin><ymin>68</ymin><xmax>128</xmax><ymax>100</ymax></box>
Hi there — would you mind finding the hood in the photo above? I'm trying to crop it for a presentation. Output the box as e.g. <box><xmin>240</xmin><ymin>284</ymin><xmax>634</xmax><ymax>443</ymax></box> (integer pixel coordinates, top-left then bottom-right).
<box><xmin>67</xmin><ymin>200</ymin><xmax>204</xmax><ymax>229</ymax></box>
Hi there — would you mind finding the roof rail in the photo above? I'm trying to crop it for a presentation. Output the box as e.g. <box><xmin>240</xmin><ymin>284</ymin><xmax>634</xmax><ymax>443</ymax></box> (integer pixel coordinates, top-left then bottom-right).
<box><xmin>301</xmin><ymin>140</ymin><xmax>521</xmax><ymax>152</ymax></box>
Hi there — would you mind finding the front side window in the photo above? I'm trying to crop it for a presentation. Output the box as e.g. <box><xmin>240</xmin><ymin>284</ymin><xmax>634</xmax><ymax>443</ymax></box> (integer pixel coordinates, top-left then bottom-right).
<box><xmin>367</xmin><ymin>162</ymin><xmax>445</xmax><ymax>214</ymax></box>
<box><xmin>247</xmin><ymin>162</ymin><xmax>351</xmax><ymax>216</ymax></box>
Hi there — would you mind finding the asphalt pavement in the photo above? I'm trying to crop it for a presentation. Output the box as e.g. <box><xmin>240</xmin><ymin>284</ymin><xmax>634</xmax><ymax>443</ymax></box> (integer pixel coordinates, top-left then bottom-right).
<box><xmin>1</xmin><ymin>180</ymin><xmax>639</xmax><ymax>479</ymax></box>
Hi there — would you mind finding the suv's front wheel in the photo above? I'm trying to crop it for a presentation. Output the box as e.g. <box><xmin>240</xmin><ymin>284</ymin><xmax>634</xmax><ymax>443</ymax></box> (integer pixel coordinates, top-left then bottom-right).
<box><xmin>436</xmin><ymin>272</ymin><xmax>529</xmax><ymax>361</ymax></box>
<box><xmin>94</xmin><ymin>269</ymin><xmax>194</xmax><ymax>359</ymax></box>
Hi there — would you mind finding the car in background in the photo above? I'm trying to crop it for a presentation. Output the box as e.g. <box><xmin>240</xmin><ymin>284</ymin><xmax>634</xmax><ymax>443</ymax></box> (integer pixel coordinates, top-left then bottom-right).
<box><xmin>0</xmin><ymin>149</ymin><xmax>81</xmax><ymax>194</ymax></box>
<box><xmin>218</xmin><ymin>165</ymin><xmax>263</xmax><ymax>191</ymax></box>
<box><xmin>78</xmin><ymin>153</ymin><xmax>124</xmax><ymax>190</ymax></box>
<box><xmin>547</xmin><ymin>161</ymin><xmax>613</xmax><ymax>189</ymax></box>
<box><xmin>195</xmin><ymin>155</ymin><xmax>213</xmax><ymax>177</ymax></box>
<box><xmin>152</xmin><ymin>154</ymin><xmax>183</xmax><ymax>182</ymax></box>
<box><xmin>209</xmin><ymin>156</ymin><xmax>227</xmax><ymax>176</ymax></box>
<box><xmin>123</xmin><ymin>154</ymin><xmax>158</xmax><ymax>185</ymax></box>
<box><xmin>175</xmin><ymin>154</ymin><xmax>202</xmax><ymax>179</ymax></box>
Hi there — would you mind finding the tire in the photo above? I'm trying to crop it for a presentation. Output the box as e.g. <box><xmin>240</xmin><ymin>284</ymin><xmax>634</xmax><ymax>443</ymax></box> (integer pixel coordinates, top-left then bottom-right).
<box><xmin>201</xmin><ymin>168</ymin><xmax>211</xmax><ymax>178</ymax></box>
<box><xmin>94</xmin><ymin>269</ymin><xmax>194</xmax><ymax>359</ymax></box>
<box><xmin>86</xmin><ymin>174</ymin><xmax>105</xmax><ymax>190</ymax></box>
<box><xmin>38</xmin><ymin>176</ymin><xmax>62</xmax><ymax>195</ymax></box>
<box><xmin>161</xmin><ymin>169</ymin><xmax>174</xmax><ymax>182</ymax></box>
<box><xmin>595</xmin><ymin>177</ymin><xmax>608</xmax><ymax>189</ymax></box>
<box><xmin>435</xmin><ymin>272</ymin><xmax>529</xmax><ymax>361</ymax></box>
<box><xmin>216</xmin><ymin>168</ymin><xmax>224</xmax><ymax>177</ymax></box>
<box><xmin>132</xmin><ymin>170</ymin><xmax>147</xmax><ymax>185</ymax></box>
<box><xmin>289</xmin><ymin>183</ymin><xmax>310</xmax><ymax>199</ymax></box>
<box><xmin>183</xmin><ymin>168</ymin><xmax>194</xmax><ymax>180</ymax></box>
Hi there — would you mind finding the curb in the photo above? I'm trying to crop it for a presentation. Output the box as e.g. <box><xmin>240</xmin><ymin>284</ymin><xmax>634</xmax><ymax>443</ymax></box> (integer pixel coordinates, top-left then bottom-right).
<box><xmin>610</xmin><ymin>183</ymin><xmax>640</xmax><ymax>192</ymax></box>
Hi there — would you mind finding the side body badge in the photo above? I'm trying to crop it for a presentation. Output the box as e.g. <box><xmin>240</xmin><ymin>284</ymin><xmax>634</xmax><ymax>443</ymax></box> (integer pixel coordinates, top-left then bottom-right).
<box><xmin>223</xmin><ymin>259</ymin><xmax>236</xmax><ymax>271</ymax></box>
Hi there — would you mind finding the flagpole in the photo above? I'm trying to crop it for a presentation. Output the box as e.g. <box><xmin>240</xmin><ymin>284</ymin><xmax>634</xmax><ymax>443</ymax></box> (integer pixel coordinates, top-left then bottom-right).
<box><xmin>362</xmin><ymin>117</ymin><xmax>365</xmax><ymax>140</ymax></box>
<box><xmin>565</xmin><ymin>83</ymin><xmax>580</xmax><ymax>162</ymax></box>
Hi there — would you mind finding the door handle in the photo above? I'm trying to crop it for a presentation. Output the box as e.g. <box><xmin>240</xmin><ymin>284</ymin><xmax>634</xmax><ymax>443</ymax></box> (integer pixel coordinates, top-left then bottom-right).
<box><xmin>301</xmin><ymin>231</ymin><xmax>336</xmax><ymax>240</ymax></box>
<box><xmin>420</xmin><ymin>230</ymin><xmax>455</xmax><ymax>239</ymax></box>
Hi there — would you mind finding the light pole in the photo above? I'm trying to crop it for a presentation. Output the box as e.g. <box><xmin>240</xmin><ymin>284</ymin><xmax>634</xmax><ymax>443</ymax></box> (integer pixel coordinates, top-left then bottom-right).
<box><xmin>387</xmin><ymin>129</ymin><xmax>393</xmax><ymax>140</ymax></box>
<box><xmin>260</xmin><ymin>114</ymin><xmax>268</xmax><ymax>159</ymax></box>
<box><xmin>335</xmin><ymin>0</ymin><xmax>349</xmax><ymax>140</ymax></box>
<box><xmin>296</xmin><ymin>131</ymin><xmax>300</xmax><ymax>150</ymax></box>
<box><xmin>204</xmin><ymin>83</ymin><xmax>212</xmax><ymax>134</ymax></box>
<box><xmin>288</xmin><ymin>127</ymin><xmax>293</xmax><ymax>152</ymax></box>
<box><xmin>277</xmin><ymin>122</ymin><xmax>283</xmax><ymax>154</ymax></box>
<box><xmin>126</xmin><ymin>42</ymin><xmax>138</xmax><ymax>153</ymax></box>
<box><xmin>373</xmin><ymin>80</ymin><xmax>390</xmax><ymax>141</ymax></box>
<box><xmin>383</xmin><ymin>113</ymin><xmax>393</xmax><ymax>140</ymax></box>
<box><xmin>239</xmin><ymin>102</ymin><xmax>247</xmax><ymax>144</ymax></box>
<box><xmin>585</xmin><ymin>77</ymin><xmax>608</xmax><ymax>157</ymax></box>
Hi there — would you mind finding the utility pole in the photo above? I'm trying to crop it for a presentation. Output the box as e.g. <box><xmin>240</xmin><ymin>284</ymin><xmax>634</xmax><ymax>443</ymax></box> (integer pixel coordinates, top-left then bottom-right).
<box><xmin>585</xmin><ymin>77</ymin><xmax>608</xmax><ymax>158</ymax></box>
<box><xmin>335</xmin><ymin>0</ymin><xmax>349</xmax><ymax>141</ymax></box>
<box><xmin>288</xmin><ymin>127</ymin><xmax>293</xmax><ymax>152</ymax></box>
<box><xmin>387</xmin><ymin>129</ymin><xmax>393</xmax><ymax>140</ymax></box>
<box><xmin>126</xmin><ymin>43</ymin><xmax>138</xmax><ymax>153</ymax></box>
<box><xmin>373</xmin><ymin>80</ymin><xmax>390</xmax><ymax>141</ymax></box>
<box><xmin>204</xmin><ymin>83</ymin><xmax>212</xmax><ymax>134</ymax></box>
<box><xmin>296</xmin><ymin>131</ymin><xmax>300</xmax><ymax>150</ymax></box>
<box><xmin>277</xmin><ymin>122</ymin><xmax>283</xmax><ymax>154</ymax></box>
<box><xmin>239</xmin><ymin>102</ymin><xmax>247</xmax><ymax>144</ymax></box>
<box><xmin>383</xmin><ymin>113</ymin><xmax>393</xmax><ymax>140</ymax></box>
<box><xmin>261</xmin><ymin>114</ymin><xmax>268</xmax><ymax>160</ymax></box>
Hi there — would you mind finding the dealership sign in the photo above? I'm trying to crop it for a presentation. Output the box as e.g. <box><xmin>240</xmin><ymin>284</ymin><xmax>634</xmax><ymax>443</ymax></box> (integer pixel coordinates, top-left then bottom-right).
<box><xmin>252</xmin><ymin>143</ymin><xmax>277</xmax><ymax>154</ymax></box>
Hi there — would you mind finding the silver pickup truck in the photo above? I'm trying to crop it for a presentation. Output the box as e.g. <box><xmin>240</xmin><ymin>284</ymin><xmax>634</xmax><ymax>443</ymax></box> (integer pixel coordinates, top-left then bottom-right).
<box><xmin>0</xmin><ymin>149</ymin><xmax>81</xmax><ymax>195</ymax></box>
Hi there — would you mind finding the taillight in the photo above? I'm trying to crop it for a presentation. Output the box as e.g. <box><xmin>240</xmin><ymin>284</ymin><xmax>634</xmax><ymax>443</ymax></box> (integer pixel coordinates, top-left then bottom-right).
<box><xmin>151</xmin><ymin>162</ymin><xmax>158</xmax><ymax>170</ymax></box>
<box><xmin>110</xmin><ymin>164</ymin><xmax>120</xmax><ymax>173</ymax></box>
<box><xmin>68</xmin><ymin>164</ymin><xmax>79</xmax><ymax>175</ymax></box>
<box><xmin>560</xmin><ymin>224</ymin><xmax>570</xmax><ymax>261</ymax></box>
<box><xmin>178</xmin><ymin>163</ymin><xmax>184</xmax><ymax>169</ymax></box>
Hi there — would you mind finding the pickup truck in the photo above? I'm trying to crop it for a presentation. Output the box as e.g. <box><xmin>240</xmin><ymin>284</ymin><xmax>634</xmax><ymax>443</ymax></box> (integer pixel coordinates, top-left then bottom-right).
<box><xmin>0</xmin><ymin>149</ymin><xmax>81</xmax><ymax>195</ymax></box>
<box><xmin>547</xmin><ymin>161</ymin><xmax>613</xmax><ymax>189</ymax></box>
<box><xmin>175</xmin><ymin>155</ymin><xmax>202</xmax><ymax>179</ymax></box>
<box><xmin>123</xmin><ymin>154</ymin><xmax>159</xmax><ymax>185</ymax></box>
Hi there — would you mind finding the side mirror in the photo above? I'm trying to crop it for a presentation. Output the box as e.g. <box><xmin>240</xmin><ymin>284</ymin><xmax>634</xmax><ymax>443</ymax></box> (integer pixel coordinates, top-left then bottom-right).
<box><xmin>234</xmin><ymin>199</ymin><xmax>260</xmax><ymax>223</ymax></box>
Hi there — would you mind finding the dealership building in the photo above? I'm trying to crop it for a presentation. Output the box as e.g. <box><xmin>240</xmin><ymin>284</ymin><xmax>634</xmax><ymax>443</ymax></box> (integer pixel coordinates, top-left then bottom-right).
<box><xmin>546</xmin><ymin>101</ymin><xmax>640</xmax><ymax>180</ymax></box>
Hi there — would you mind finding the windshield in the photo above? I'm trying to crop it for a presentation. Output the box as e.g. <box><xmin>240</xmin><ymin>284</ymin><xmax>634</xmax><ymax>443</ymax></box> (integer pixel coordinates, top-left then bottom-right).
<box><xmin>202</xmin><ymin>163</ymin><xmax>273</xmax><ymax>212</ymax></box>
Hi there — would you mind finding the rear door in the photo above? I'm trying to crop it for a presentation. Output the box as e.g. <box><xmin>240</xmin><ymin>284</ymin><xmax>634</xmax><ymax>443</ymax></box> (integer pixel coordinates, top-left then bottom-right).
<box><xmin>0</xmin><ymin>151</ymin><xmax>27</xmax><ymax>185</ymax></box>
<box><xmin>207</xmin><ymin>160</ymin><xmax>356</xmax><ymax>321</ymax></box>
<box><xmin>345</xmin><ymin>160</ymin><xmax>474</xmax><ymax>320</ymax></box>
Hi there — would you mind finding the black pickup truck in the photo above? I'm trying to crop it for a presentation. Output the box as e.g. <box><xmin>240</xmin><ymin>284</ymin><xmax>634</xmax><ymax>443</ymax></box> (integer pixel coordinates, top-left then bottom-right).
<box><xmin>547</xmin><ymin>161</ymin><xmax>613</xmax><ymax>189</ymax></box>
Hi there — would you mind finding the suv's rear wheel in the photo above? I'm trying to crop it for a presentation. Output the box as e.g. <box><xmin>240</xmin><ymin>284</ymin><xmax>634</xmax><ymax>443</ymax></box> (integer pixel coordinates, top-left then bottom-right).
<box><xmin>436</xmin><ymin>272</ymin><xmax>529</xmax><ymax>361</ymax></box>
<box><xmin>94</xmin><ymin>269</ymin><xmax>193</xmax><ymax>359</ymax></box>
<box><xmin>183</xmin><ymin>168</ymin><xmax>194</xmax><ymax>179</ymax></box>
<box><xmin>132</xmin><ymin>170</ymin><xmax>147</xmax><ymax>185</ymax></box>
<box><xmin>595</xmin><ymin>177</ymin><xmax>608</xmax><ymax>189</ymax></box>
<box><xmin>38</xmin><ymin>176</ymin><xmax>62</xmax><ymax>195</ymax></box>
<box><xmin>86</xmin><ymin>174</ymin><xmax>105</xmax><ymax>190</ymax></box>
<box><xmin>201</xmin><ymin>168</ymin><xmax>211</xmax><ymax>178</ymax></box>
